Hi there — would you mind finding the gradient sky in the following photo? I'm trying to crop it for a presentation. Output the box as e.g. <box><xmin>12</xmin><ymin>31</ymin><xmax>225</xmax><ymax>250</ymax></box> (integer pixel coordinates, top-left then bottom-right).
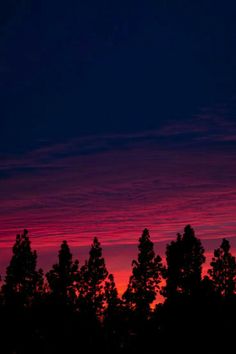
<box><xmin>1</xmin><ymin>1</ymin><xmax>236</xmax><ymax>295</ymax></box>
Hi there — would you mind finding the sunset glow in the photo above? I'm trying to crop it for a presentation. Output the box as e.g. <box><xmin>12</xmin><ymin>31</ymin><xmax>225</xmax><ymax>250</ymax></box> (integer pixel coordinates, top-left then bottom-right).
<box><xmin>1</xmin><ymin>2</ymin><xmax>236</xmax><ymax>298</ymax></box>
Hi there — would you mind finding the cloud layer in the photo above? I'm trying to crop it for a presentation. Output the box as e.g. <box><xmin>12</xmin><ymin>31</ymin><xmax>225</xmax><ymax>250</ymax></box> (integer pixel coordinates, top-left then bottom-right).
<box><xmin>1</xmin><ymin>116</ymin><xmax>236</xmax><ymax>293</ymax></box>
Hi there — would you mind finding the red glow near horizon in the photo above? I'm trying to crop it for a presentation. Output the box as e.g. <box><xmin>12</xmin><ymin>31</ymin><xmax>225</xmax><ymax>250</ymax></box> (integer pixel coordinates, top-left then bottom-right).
<box><xmin>0</xmin><ymin>137</ymin><xmax>236</xmax><ymax>295</ymax></box>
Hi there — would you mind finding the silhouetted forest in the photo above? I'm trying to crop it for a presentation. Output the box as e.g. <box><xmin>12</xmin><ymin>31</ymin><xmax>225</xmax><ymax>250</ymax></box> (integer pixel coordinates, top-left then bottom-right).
<box><xmin>0</xmin><ymin>225</ymin><xmax>236</xmax><ymax>354</ymax></box>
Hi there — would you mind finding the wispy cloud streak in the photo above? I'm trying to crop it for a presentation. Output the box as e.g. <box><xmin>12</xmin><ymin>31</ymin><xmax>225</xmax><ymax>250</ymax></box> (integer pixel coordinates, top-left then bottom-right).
<box><xmin>0</xmin><ymin>114</ymin><xmax>236</xmax><ymax>292</ymax></box>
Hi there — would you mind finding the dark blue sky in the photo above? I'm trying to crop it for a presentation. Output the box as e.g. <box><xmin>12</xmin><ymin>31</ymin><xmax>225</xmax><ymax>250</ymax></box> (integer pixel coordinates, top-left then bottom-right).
<box><xmin>1</xmin><ymin>1</ymin><xmax>236</xmax><ymax>290</ymax></box>
<box><xmin>1</xmin><ymin>0</ymin><xmax>236</xmax><ymax>153</ymax></box>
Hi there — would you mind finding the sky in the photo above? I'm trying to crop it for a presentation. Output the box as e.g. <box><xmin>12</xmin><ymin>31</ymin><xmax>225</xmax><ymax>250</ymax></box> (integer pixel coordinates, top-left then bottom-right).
<box><xmin>1</xmin><ymin>0</ymin><xmax>236</xmax><ymax>295</ymax></box>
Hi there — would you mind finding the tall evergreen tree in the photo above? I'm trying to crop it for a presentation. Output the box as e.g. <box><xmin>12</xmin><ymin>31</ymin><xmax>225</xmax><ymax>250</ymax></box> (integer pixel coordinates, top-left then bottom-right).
<box><xmin>163</xmin><ymin>225</ymin><xmax>205</xmax><ymax>298</ymax></box>
<box><xmin>123</xmin><ymin>228</ymin><xmax>163</xmax><ymax>315</ymax></box>
<box><xmin>208</xmin><ymin>238</ymin><xmax>236</xmax><ymax>297</ymax></box>
<box><xmin>105</xmin><ymin>273</ymin><xmax>121</xmax><ymax>315</ymax></box>
<box><xmin>46</xmin><ymin>240</ymin><xmax>79</xmax><ymax>305</ymax></box>
<box><xmin>78</xmin><ymin>237</ymin><xmax>108</xmax><ymax>317</ymax></box>
<box><xmin>2</xmin><ymin>229</ymin><xmax>43</xmax><ymax>307</ymax></box>
<box><xmin>104</xmin><ymin>274</ymin><xmax>124</xmax><ymax>353</ymax></box>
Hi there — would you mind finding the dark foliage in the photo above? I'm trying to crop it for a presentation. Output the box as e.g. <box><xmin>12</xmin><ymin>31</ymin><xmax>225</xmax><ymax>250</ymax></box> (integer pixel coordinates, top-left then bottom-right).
<box><xmin>123</xmin><ymin>228</ymin><xmax>163</xmax><ymax>316</ymax></box>
<box><xmin>163</xmin><ymin>224</ymin><xmax>205</xmax><ymax>299</ymax></box>
<box><xmin>77</xmin><ymin>237</ymin><xmax>108</xmax><ymax>318</ymax></box>
<box><xmin>208</xmin><ymin>238</ymin><xmax>236</xmax><ymax>297</ymax></box>
<box><xmin>46</xmin><ymin>240</ymin><xmax>79</xmax><ymax>305</ymax></box>
<box><xmin>2</xmin><ymin>229</ymin><xmax>43</xmax><ymax>307</ymax></box>
<box><xmin>0</xmin><ymin>225</ymin><xmax>235</xmax><ymax>354</ymax></box>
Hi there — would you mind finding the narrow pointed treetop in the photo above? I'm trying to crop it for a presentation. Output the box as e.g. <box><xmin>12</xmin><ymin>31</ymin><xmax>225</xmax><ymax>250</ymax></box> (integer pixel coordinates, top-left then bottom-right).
<box><xmin>78</xmin><ymin>237</ymin><xmax>108</xmax><ymax>317</ymax></box>
<box><xmin>123</xmin><ymin>228</ymin><xmax>163</xmax><ymax>316</ymax></box>
<box><xmin>3</xmin><ymin>229</ymin><xmax>43</xmax><ymax>306</ymax></box>
<box><xmin>46</xmin><ymin>240</ymin><xmax>79</xmax><ymax>304</ymax></box>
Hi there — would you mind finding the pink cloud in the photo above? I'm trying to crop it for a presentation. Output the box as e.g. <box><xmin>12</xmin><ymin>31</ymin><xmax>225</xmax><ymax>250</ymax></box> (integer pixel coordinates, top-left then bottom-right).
<box><xmin>0</xmin><ymin>128</ymin><xmax>236</xmax><ymax>295</ymax></box>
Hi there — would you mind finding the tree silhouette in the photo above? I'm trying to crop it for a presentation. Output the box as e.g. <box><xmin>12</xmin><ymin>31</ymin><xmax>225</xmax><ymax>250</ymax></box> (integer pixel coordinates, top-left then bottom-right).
<box><xmin>104</xmin><ymin>273</ymin><xmax>123</xmax><ymax>321</ymax></box>
<box><xmin>46</xmin><ymin>240</ymin><xmax>79</xmax><ymax>305</ymax></box>
<box><xmin>104</xmin><ymin>274</ymin><xmax>124</xmax><ymax>353</ymax></box>
<box><xmin>1</xmin><ymin>230</ymin><xmax>44</xmax><ymax>354</ymax></box>
<box><xmin>163</xmin><ymin>225</ymin><xmax>205</xmax><ymax>298</ymax></box>
<box><xmin>3</xmin><ymin>229</ymin><xmax>43</xmax><ymax>307</ymax></box>
<box><xmin>105</xmin><ymin>273</ymin><xmax>120</xmax><ymax>313</ymax></box>
<box><xmin>208</xmin><ymin>238</ymin><xmax>236</xmax><ymax>297</ymax></box>
<box><xmin>78</xmin><ymin>237</ymin><xmax>108</xmax><ymax>317</ymax></box>
<box><xmin>1</xmin><ymin>226</ymin><xmax>236</xmax><ymax>354</ymax></box>
<box><xmin>123</xmin><ymin>228</ymin><xmax>163</xmax><ymax>316</ymax></box>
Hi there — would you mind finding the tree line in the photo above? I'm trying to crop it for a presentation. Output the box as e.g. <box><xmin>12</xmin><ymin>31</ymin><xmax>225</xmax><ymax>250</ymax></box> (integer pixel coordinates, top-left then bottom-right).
<box><xmin>0</xmin><ymin>225</ymin><xmax>236</xmax><ymax>354</ymax></box>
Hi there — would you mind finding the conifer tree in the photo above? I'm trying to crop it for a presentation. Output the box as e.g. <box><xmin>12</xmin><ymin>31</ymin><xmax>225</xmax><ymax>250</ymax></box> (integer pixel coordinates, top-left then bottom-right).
<box><xmin>104</xmin><ymin>274</ymin><xmax>124</xmax><ymax>352</ymax></box>
<box><xmin>208</xmin><ymin>238</ymin><xmax>236</xmax><ymax>297</ymax></box>
<box><xmin>3</xmin><ymin>229</ymin><xmax>43</xmax><ymax>307</ymax></box>
<box><xmin>78</xmin><ymin>237</ymin><xmax>108</xmax><ymax>317</ymax></box>
<box><xmin>163</xmin><ymin>225</ymin><xmax>205</xmax><ymax>298</ymax></box>
<box><xmin>105</xmin><ymin>273</ymin><xmax>121</xmax><ymax>315</ymax></box>
<box><xmin>123</xmin><ymin>228</ymin><xmax>163</xmax><ymax>315</ymax></box>
<box><xmin>46</xmin><ymin>240</ymin><xmax>79</xmax><ymax>305</ymax></box>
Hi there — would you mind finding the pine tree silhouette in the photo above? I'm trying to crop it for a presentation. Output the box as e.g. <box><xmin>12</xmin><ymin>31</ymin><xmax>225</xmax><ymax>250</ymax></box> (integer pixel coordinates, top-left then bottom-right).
<box><xmin>1</xmin><ymin>226</ymin><xmax>236</xmax><ymax>354</ymax></box>
<box><xmin>104</xmin><ymin>274</ymin><xmax>124</xmax><ymax>353</ymax></box>
<box><xmin>43</xmin><ymin>241</ymin><xmax>79</xmax><ymax>354</ymax></box>
<box><xmin>208</xmin><ymin>238</ymin><xmax>236</xmax><ymax>297</ymax></box>
<box><xmin>3</xmin><ymin>229</ymin><xmax>43</xmax><ymax>307</ymax></box>
<box><xmin>105</xmin><ymin>274</ymin><xmax>121</xmax><ymax>313</ymax></box>
<box><xmin>163</xmin><ymin>225</ymin><xmax>205</xmax><ymax>299</ymax></box>
<box><xmin>78</xmin><ymin>237</ymin><xmax>108</xmax><ymax>317</ymax></box>
<box><xmin>123</xmin><ymin>228</ymin><xmax>163</xmax><ymax>316</ymax></box>
<box><xmin>1</xmin><ymin>230</ymin><xmax>44</xmax><ymax>354</ymax></box>
<box><xmin>46</xmin><ymin>240</ymin><xmax>79</xmax><ymax>305</ymax></box>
